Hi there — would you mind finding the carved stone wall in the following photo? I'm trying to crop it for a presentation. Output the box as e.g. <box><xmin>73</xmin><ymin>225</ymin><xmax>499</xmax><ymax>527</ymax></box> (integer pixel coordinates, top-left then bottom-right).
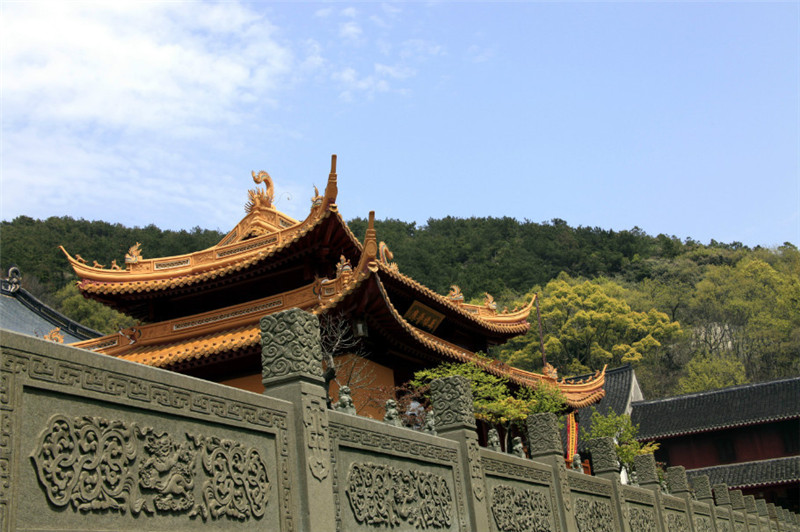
<box><xmin>5</xmin><ymin>330</ymin><xmax>800</xmax><ymax>532</ymax></box>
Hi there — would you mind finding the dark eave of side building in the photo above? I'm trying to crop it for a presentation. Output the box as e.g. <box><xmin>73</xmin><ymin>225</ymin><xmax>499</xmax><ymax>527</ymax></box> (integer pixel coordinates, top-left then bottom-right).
<box><xmin>631</xmin><ymin>376</ymin><xmax>800</xmax><ymax>441</ymax></box>
<box><xmin>1</xmin><ymin>267</ymin><xmax>101</xmax><ymax>343</ymax></box>
<box><xmin>685</xmin><ymin>455</ymin><xmax>800</xmax><ymax>490</ymax></box>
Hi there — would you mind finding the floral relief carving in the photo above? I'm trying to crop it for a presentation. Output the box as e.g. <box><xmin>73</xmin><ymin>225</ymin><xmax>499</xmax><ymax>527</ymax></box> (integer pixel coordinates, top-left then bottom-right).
<box><xmin>667</xmin><ymin>512</ymin><xmax>690</xmax><ymax>532</ymax></box>
<box><xmin>345</xmin><ymin>462</ymin><xmax>452</xmax><ymax>529</ymax></box>
<box><xmin>31</xmin><ymin>414</ymin><xmax>270</xmax><ymax>521</ymax></box>
<box><xmin>628</xmin><ymin>506</ymin><xmax>657</xmax><ymax>532</ymax></box>
<box><xmin>491</xmin><ymin>485</ymin><xmax>553</xmax><ymax>532</ymax></box>
<box><xmin>574</xmin><ymin>497</ymin><xmax>614</xmax><ymax>532</ymax></box>
<box><xmin>694</xmin><ymin>515</ymin><xmax>713</xmax><ymax>532</ymax></box>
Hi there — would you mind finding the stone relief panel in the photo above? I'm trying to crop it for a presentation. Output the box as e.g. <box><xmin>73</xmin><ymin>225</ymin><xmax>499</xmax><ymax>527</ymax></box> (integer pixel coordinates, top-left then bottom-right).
<box><xmin>490</xmin><ymin>485</ymin><xmax>553</xmax><ymax>532</ymax></box>
<box><xmin>31</xmin><ymin>414</ymin><xmax>270</xmax><ymax>521</ymax></box>
<box><xmin>694</xmin><ymin>514</ymin><xmax>713</xmax><ymax>532</ymax></box>
<box><xmin>466</xmin><ymin>439</ymin><xmax>486</xmax><ymax>501</ymax></box>
<box><xmin>302</xmin><ymin>393</ymin><xmax>330</xmax><ymax>481</ymax></box>
<box><xmin>574</xmin><ymin>497</ymin><xmax>614</xmax><ymax>532</ymax></box>
<box><xmin>627</xmin><ymin>505</ymin><xmax>657</xmax><ymax>532</ymax></box>
<box><xmin>345</xmin><ymin>462</ymin><xmax>452</xmax><ymax>529</ymax></box>
<box><xmin>666</xmin><ymin>512</ymin><xmax>690</xmax><ymax>532</ymax></box>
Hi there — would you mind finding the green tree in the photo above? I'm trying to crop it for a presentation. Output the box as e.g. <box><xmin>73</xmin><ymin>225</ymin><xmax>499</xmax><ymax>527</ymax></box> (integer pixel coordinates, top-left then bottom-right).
<box><xmin>582</xmin><ymin>408</ymin><xmax>659</xmax><ymax>477</ymax></box>
<box><xmin>53</xmin><ymin>283</ymin><xmax>135</xmax><ymax>334</ymax></box>
<box><xmin>675</xmin><ymin>352</ymin><xmax>747</xmax><ymax>395</ymax></box>
<box><xmin>498</xmin><ymin>275</ymin><xmax>682</xmax><ymax>376</ymax></box>
<box><xmin>410</xmin><ymin>360</ymin><xmax>567</xmax><ymax>449</ymax></box>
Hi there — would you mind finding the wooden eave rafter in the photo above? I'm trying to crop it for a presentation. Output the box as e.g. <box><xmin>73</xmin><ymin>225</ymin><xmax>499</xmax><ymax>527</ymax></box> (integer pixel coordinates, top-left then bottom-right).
<box><xmin>315</xmin><ymin>268</ymin><xmax>606</xmax><ymax>408</ymax></box>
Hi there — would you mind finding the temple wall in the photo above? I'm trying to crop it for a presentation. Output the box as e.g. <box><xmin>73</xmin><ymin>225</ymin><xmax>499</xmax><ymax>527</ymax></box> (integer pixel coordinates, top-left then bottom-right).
<box><xmin>3</xmin><ymin>316</ymin><xmax>799</xmax><ymax>532</ymax></box>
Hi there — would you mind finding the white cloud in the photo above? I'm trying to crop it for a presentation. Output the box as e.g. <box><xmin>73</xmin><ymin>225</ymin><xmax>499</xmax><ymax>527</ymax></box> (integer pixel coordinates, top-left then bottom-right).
<box><xmin>0</xmin><ymin>1</ymin><xmax>300</xmax><ymax>228</ymax></box>
<box><xmin>1</xmin><ymin>1</ymin><xmax>292</xmax><ymax>133</ymax></box>
<box><xmin>400</xmin><ymin>39</ymin><xmax>445</xmax><ymax>60</ymax></box>
<box><xmin>340</xmin><ymin>7</ymin><xmax>358</xmax><ymax>18</ymax></box>
<box><xmin>315</xmin><ymin>7</ymin><xmax>334</xmax><ymax>18</ymax></box>
<box><xmin>339</xmin><ymin>21</ymin><xmax>363</xmax><ymax>41</ymax></box>
<box><xmin>375</xmin><ymin>63</ymin><xmax>415</xmax><ymax>80</ymax></box>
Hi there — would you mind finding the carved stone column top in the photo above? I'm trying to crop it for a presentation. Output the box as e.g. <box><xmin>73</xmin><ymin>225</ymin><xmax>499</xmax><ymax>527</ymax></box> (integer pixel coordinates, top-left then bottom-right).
<box><xmin>666</xmin><ymin>465</ymin><xmax>689</xmax><ymax>494</ymax></box>
<box><xmin>755</xmin><ymin>498</ymin><xmax>768</xmax><ymax>517</ymax></box>
<box><xmin>588</xmin><ymin>437</ymin><xmax>618</xmax><ymax>475</ymax></box>
<box><xmin>766</xmin><ymin>502</ymin><xmax>778</xmax><ymax>520</ymax></box>
<box><xmin>744</xmin><ymin>495</ymin><xmax>757</xmax><ymax>513</ymax></box>
<box><xmin>712</xmin><ymin>483</ymin><xmax>731</xmax><ymax>506</ymax></box>
<box><xmin>729</xmin><ymin>489</ymin><xmax>745</xmax><ymax>510</ymax></box>
<box><xmin>634</xmin><ymin>453</ymin><xmax>660</xmax><ymax>486</ymax></box>
<box><xmin>260</xmin><ymin>308</ymin><xmax>324</xmax><ymax>386</ymax></box>
<box><xmin>525</xmin><ymin>412</ymin><xmax>562</xmax><ymax>457</ymax></box>
<box><xmin>430</xmin><ymin>376</ymin><xmax>475</xmax><ymax>430</ymax></box>
<box><xmin>692</xmin><ymin>475</ymin><xmax>713</xmax><ymax>501</ymax></box>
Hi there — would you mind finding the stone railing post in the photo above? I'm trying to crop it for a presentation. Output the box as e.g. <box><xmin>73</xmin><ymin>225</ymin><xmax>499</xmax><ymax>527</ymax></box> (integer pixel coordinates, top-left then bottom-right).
<box><xmin>756</xmin><ymin>498</ymin><xmax>769</xmax><ymax>528</ymax></box>
<box><xmin>634</xmin><ymin>453</ymin><xmax>662</xmax><ymax>493</ymax></box>
<box><xmin>692</xmin><ymin>475</ymin><xmax>713</xmax><ymax>503</ymax></box>
<box><xmin>744</xmin><ymin>495</ymin><xmax>758</xmax><ymax>527</ymax></box>
<box><xmin>430</xmin><ymin>376</ymin><xmax>490</xmax><ymax>531</ymax></box>
<box><xmin>634</xmin><ymin>454</ymin><xmax>667</xmax><ymax>531</ymax></box>
<box><xmin>730</xmin><ymin>489</ymin><xmax>746</xmax><ymax>516</ymax></box>
<box><xmin>713</xmin><ymin>483</ymin><xmax>732</xmax><ymax>510</ymax></box>
<box><xmin>766</xmin><ymin>503</ymin><xmax>780</xmax><ymax>530</ymax></box>
<box><xmin>260</xmin><ymin>309</ymin><xmax>334</xmax><ymax>532</ymax></box>
<box><xmin>527</xmin><ymin>413</ymin><xmax>576</xmax><ymax>532</ymax></box>
<box><xmin>666</xmin><ymin>466</ymin><xmax>696</xmax><ymax>531</ymax></box>
<box><xmin>588</xmin><ymin>437</ymin><xmax>619</xmax><ymax>482</ymax></box>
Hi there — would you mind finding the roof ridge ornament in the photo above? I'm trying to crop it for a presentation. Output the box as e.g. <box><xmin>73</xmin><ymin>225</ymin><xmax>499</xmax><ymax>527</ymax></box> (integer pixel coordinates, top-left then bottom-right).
<box><xmin>321</xmin><ymin>154</ymin><xmax>338</xmax><ymax>209</ymax></box>
<box><xmin>247</xmin><ymin>170</ymin><xmax>275</xmax><ymax>212</ymax></box>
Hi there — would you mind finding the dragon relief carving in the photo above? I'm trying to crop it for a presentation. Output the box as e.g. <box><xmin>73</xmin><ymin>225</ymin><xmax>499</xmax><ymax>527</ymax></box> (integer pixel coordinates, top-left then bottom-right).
<box><xmin>345</xmin><ymin>462</ymin><xmax>452</xmax><ymax>529</ymax></box>
<box><xmin>491</xmin><ymin>485</ymin><xmax>554</xmax><ymax>532</ymax></box>
<box><xmin>30</xmin><ymin>414</ymin><xmax>270</xmax><ymax>520</ymax></box>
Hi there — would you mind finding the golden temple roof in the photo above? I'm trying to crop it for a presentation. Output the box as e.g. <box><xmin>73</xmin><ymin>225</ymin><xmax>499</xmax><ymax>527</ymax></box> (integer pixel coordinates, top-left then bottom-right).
<box><xmin>61</xmin><ymin>156</ymin><xmax>361</xmax><ymax>296</ymax></box>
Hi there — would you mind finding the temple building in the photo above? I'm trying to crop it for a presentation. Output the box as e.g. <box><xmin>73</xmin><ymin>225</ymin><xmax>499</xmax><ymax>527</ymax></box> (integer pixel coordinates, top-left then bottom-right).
<box><xmin>62</xmin><ymin>155</ymin><xmax>606</xmax><ymax>422</ymax></box>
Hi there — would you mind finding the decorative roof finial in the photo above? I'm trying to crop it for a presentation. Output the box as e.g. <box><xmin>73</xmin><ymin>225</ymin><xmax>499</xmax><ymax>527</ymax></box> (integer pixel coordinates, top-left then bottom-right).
<box><xmin>323</xmin><ymin>154</ymin><xmax>339</xmax><ymax>207</ymax></box>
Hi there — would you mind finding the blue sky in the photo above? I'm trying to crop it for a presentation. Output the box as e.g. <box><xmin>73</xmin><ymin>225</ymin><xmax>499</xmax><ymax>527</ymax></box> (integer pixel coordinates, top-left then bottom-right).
<box><xmin>2</xmin><ymin>1</ymin><xmax>798</xmax><ymax>247</ymax></box>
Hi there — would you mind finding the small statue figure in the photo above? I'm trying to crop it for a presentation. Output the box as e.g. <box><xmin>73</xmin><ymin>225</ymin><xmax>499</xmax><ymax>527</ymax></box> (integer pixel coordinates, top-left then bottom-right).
<box><xmin>334</xmin><ymin>386</ymin><xmax>356</xmax><ymax>415</ymax></box>
<box><xmin>75</xmin><ymin>254</ymin><xmax>87</xmax><ymax>264</ymax></box>
<box><xmin>92</xmin><ymin>260</ymin><xmax>105</xmax><ymax>269</ymax></box>
<box><xmin>423</xmin><ymin>410</ymin><xmax>437</xmax><ymax>435</ymax></box>
<box><xmin>125</xmin><ymin>242</ymin><xmax>142</xmax><ymax>264</ymax></box>
<box><xmin>336</xmin><ymin>255</ymin><xmax>352</xmax><ymax>275</ymax></box>
<box><xmin>571</xmin><ymin>453</ymin><xmax>583</xmax><ymax>472</ymax></box>
<box><xmin>487</xmin><ymin>429</ymin><xmax>501</xmax><ymax>452</ymax></box>
<box><xmin>511</xmin><ymin>436</ymin><xmax>525</xmax><ymax>458</ymax></box>
<box><xmin>383</xmin><ymin>399</ymin><xmax>404</xmax><ymax>427</ymax></box>
<box><xmin>110</xmin><ymin>259</ymin><xmax>121</xmax><ymax>270</ymax></box>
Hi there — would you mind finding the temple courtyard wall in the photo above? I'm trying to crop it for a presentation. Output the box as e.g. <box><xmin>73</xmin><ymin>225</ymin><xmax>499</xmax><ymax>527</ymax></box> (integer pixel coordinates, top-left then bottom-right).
<box><xmin>2</xmin><ymin>309</ymin><xmax>798</xmax><ymax>532</ymax></box>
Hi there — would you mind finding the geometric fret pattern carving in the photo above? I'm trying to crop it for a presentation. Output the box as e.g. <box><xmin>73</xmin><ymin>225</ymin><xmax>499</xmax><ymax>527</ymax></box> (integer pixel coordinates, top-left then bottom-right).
<box><xmin>31</xmin><ymin>415</ymin><xmax>270</xmax><ymax>520</ymax></box>
<box><xmin>345</xmin><ymin>462</ymin><xmax>452</xmax><ymax>529</ymax></box>
<box><xmin>491</xmin><ymin>485</ymin><xmax>554</xmax><ymax>532</ymax></box>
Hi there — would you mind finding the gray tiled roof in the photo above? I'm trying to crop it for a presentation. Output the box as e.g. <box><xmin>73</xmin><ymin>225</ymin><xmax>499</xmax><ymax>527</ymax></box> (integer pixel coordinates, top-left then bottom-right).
<box><xmin>1</xmin><ymin>267</ymin><xmax>100</xmax><ymax>343</ymax></box>
<box><xmin>563</xmin><ymin>364</ymin><xmax>639</xmax><ymax>453</ymax></box>
<box><xmin>686</xmin><ymin>456</ymin><xmax>800</xmax><ymax>489</ymax></box>
<box><xmin>631</xmin><ymin>377</ymin><xmax>800</xmax><ymax>441</ymax></box>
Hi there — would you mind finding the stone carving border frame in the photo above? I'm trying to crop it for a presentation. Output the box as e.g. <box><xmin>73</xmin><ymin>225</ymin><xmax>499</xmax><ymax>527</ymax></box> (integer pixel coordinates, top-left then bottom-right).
<box><xmin>481</xmin><ymin>454</ymin><xmax>561</xmax><ymax>532</ymax></box>
<box><xmin>0</xmin><ymin>341</ymin><xmax>295</xmax><ymax>532</ymax></box>
<box><xmin>328</xmin><ymin>416</ymin><xmax>467</xmax><ymax>532</ymax></box>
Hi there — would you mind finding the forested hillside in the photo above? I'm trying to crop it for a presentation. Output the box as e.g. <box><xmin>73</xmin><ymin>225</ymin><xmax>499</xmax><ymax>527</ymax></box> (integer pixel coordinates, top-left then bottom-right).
<box><xmin>2</xmin><ymin>215</ymin><xmax>798</xmax><ymax>398</ymax></box>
